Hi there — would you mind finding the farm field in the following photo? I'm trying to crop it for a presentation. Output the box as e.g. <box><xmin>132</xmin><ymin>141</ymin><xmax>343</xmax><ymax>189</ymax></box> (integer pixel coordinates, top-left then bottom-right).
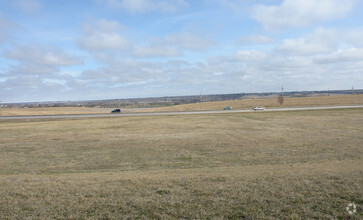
<box><xmin>0</xmin><ymin>108</ymin><xmax>362</xmax><ymax>218</ymax></box>
<box><xmin>1</xmin><ymin>94</ymin><xmax>363</xmax><ymax>116</ymax></box>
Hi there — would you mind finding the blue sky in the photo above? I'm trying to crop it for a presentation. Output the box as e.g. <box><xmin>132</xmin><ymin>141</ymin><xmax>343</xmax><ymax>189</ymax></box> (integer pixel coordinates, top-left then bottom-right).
<box><xmin>0</xmin><ymin>0</ymin><xmax>362</xmax><ymax>103</ymax></box>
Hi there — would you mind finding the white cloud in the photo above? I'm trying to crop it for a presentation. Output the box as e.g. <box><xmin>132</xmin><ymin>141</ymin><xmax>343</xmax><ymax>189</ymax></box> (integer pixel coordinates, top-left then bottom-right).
<box><xmin>166</xmin><ymin>33</ymin><xmax>214</xmax><ymax>50</ymax></box>
<box><xmin>131</xmin><ymin>32</ymin><xmax>214</xmax><ymax>57</ymax></box>
<box><xmin>133</xmin><ymin>46</ymin><xmax>181</xmax><ymax>57</ymax></box>
<box><xmin>156</xmin><ymin>0</ymin><xmax>189</xmax><ymax>12</ymax></box>
<box><xmin>214</xmin><ymin>0</ymin><xmax>251</xmax><ymax>12</ymax></box>
<box><xmin>102</xmin><ymin>0</ymin><xmax>189</xmax><ymax>13</ymax></box>
<box><xmin>14</xmin><ymin>0</ymin><xmax>42</xmax><ymax>14</ymax></box>
<box><xmin>71</xmin><ymin>45</ymin><xmax>360</xmax><ymax>100</ymax></box>
<box><xmin>237</xmin><ymin>34</ymin><xmax>274</xmax><ymax>45</ymax></box>
<box><xmin>0</xmin><ymin>16</ymin><xmax>21</xmax><ymax>43</ymax></box>
<box><xmin>215</xmin><ymin>0</ymin><xmax>238</xmax><ymax>8</ymax></box>
<box><xmin>252</xmin><ymin>0</ymin><xmax>357</xmax><ymax>30</ymax></box>
<box><xmin>3</xmin><ymin>45</ymin><xmax>81</xmax><ymax>78</ymax></box>
<box><xmin>77</xmin><ymin>19</ymin><xmax>185</xmax><ymax>57</ymax></box>
<box><xmin>344</xmin><ymin>28</ymin><xmax>363</xmax><ymax>47</ymax></box>
<box><xmin>235</xmin><ymin>50</ymin><xmax>269</xmax><ymax>62</ymax></box>
<box><xmin>1</xmin><ymin>0</ymin><xmax>362</xmax><ymax>103</ymax></box>
<box><xmin>5</xmin><ymin>75</ymin><xmax>42</xmax><ymax>88</ymax></box>
<box><xmin>80</xmin><ymin>59</ymin><xmax>168</xmax><ymax>85</ymax></box>
<box><xmin>276</xmin><ymin>28</ymin><xmax>339</xmax><ymax>56</ymax></box>
<box><xmin>77</xmin><ymin>19</ymin><xmax>130</xmax><ymax>52</ymax></box>
<box><xmin>7</xmin><ymin>63</ymin><xmax>58</xmax><ymax>76</ymax></box>
<box><xmin>314</xmin><ymin>48</ymin><xmax>363</xmax><ymax>64</ymax></box>
<box><xmin>78</xmin><ymin>32</ymin><xmax>130</xmax><ymax>52</ymax></box>
<box><xmin>81</xmin><ymin>18</ymin><xmax>124</xmax><ymax>34</ymax></box>
<box><xmin>5</xmin><ymin>45</ymin><xmax>81</xmax><ymax>67</ymax></box>
<box><xmin>1</xmin><ymin>75</ymin><xmax>69</xmax><ymax>102</ymax></box>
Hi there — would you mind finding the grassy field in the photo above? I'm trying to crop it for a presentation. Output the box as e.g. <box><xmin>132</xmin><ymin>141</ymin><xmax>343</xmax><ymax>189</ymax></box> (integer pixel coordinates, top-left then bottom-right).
<box><xmin>141</xmin><ymin>94</ymin><xmax>363</xmax><ymax>112</ymax></box>
<box><xmin>0</xmin><ymin>107</ymin><xmax>115</xmax><ymax>116</ymax></box>
<box><xmin>0</xmin><ymin>108</ymin><xmax>362</xmax><ymax>218</ymax></box>
<box><xmin>1</xmin><ymin>94</ymin><xmax>362</xmax><ymax>116</ymax></box>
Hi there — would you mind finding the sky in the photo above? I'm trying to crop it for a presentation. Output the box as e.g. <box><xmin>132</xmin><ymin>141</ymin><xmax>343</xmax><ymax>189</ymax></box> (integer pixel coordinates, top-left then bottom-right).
<box><xmin>0</xmin><ymin>0</ymin><xmax>362</xmax><ymax>103</ymax></box>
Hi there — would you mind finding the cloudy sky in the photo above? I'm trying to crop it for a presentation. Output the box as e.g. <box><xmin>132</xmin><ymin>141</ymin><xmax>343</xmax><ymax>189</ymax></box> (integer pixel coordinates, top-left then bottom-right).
<box><xmin>0</xmin><ymin>0</ymin><xmax>362</xmax><ymax>103</ymax></box>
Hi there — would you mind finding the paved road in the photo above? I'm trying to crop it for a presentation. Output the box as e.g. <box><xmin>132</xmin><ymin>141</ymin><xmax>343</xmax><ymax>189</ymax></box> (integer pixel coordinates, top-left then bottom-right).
<box><xmin>1</xmin><ymin>105</ymin><xmax>362</xmax><ymax>120</ymax></box>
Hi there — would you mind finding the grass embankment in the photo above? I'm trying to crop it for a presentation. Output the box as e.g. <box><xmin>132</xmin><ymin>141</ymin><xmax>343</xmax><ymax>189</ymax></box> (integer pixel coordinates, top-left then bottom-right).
<box><xmin>0</xmin><ymin>109</ymin><xmax>362</xmax><ymax>218</ymax></box>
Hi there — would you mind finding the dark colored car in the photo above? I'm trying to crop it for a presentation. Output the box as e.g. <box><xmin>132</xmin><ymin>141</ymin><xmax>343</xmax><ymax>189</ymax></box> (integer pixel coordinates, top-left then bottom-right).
<box><xmin>111</xmin><ymin>109</ymin><xmax>121</xmax><ymax>113</ymax></box>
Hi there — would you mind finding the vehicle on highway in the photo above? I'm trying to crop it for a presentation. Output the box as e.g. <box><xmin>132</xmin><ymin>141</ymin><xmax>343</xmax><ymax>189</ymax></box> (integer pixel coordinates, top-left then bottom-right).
<box><xmin>253</xmin><ymin>106</ymin><xmax>265</xmax><ymax>111</ymax></box>
<box><xmin>224</xmin><ymin>106</ymin><xmax>232</xmax><ymax>110</ymax></box>
<box><xmin>111</xmin><ymin>109</ymin><xmax>121</xmax><ymax>113</ymax></box>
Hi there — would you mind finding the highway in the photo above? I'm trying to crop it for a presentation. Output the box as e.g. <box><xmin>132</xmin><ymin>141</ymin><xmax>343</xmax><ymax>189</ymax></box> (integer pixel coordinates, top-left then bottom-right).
<box><xmin>0</xmin><ymin>105</ymin><xmax>362</xmax><ymax>120</ymax></box>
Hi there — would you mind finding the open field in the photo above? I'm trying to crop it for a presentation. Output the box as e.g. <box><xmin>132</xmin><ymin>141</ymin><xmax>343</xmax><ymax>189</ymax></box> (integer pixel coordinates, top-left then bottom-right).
<box><xmin>140</xmin><ymin>94</ymin><xmax>363</xmax><ymax>112</ymax></box>
<box><xmin>0</xmin><ymin>109</ymin><xmax>362</xmax><ymax>218</ymax></box>
<box><xmin>0</xmin><ymin>107</ymin><xmax>141</xmax><ymax>116</ymax></box>
<box><xmin>1</xmin><ymin>94</ymin><xmax>362</xmax><ymax>116</ymax></box>
<box><xmin>0</xmin><ymin>107</ymin><xmax>112</xmax><ymax>116</ymax></box>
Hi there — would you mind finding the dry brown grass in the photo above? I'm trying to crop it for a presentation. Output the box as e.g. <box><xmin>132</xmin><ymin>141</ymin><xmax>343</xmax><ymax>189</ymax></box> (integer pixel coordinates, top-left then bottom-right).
<box><xmin>0</xmin><ymin>107</ymin><xmax>113</xmax><ymax>116</ymax></box>
<box><xmin>140</xmin><ymin>94</ymin><xmax>363</xmax><ymax>112</ymax></box>
<box><xmin>0</xmin><ymin>106</ymin><xmax>141</xmax><ymax>116</ymax></box>
<box><xmin>1</xmin><ymin>94</ymin><xmax>362</xmax><ymax>116</ymax></box>
<box><xmin>0</xmin><ymin>108</ymin><xmax>362</xmax><ymax>218</ymax></box>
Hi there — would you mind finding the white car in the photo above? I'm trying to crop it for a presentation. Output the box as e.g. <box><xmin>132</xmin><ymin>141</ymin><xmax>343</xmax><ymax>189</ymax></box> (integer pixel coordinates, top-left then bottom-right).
<box><xmin>253</xmin><ymin>106</ymin><xmax>265</xmax><ymax>111</ymax></box>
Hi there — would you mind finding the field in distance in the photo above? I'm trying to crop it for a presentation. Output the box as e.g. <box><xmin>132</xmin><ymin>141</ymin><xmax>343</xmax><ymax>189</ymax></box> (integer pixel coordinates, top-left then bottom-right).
<box><xmin>141</xmin><ymin>94</ymin><xmax>363</xmax><ymax>112</ymax></box>
<box><xmin>1</xmin><ymin>94</ymin><xmax>362</xmax><ymax>116</ymax></box>
<box><xmin>0</xmin><ymin>107</ymin><xmax>139</xmax><ymax>116</ymax></box>
<box><xmin>0</xmin><ymin>108</ymin><xmax>362</xmax><ymax>218</ymax></box>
